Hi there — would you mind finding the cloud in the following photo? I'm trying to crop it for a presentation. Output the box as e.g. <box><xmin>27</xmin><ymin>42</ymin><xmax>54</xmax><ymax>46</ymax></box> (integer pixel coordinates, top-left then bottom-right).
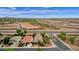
<box><xmin>0</xmin><ymin>7</ymin><xmax>79</xmax><ymax>18</ymax></box>
<box><xmin>9</xmin><ymin>7</ymin><xmax>16</xmax><ymax>10</ymax></box>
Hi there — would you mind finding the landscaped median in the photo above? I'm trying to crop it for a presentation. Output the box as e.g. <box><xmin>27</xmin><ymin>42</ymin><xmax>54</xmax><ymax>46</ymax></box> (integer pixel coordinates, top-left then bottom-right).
<box><xmin>57</xmin><ymin>32</ymin><xmax>79</xmax><ymax>51</ymax></box>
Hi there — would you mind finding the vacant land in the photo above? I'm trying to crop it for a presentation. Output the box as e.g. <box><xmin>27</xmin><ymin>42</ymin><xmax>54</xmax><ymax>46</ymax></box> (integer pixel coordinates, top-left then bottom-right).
<box><xmin>0</xmin><ymin>18</ymin><xmax>79</xmax><ymax>30</ymax></box>
<box><xmin>0</xmin><ymin>23</ymin><xmax>18</xmax><ymax>30</ymax></box>
<box><xmin>37</xmin><ymin>19</ymin><xmax>79</xmax><ymax>30</ymax></box>
<box><xmin>19</xmin><ymin>22</ymin><xmax>42</xmax><ymax>30</ymax></box>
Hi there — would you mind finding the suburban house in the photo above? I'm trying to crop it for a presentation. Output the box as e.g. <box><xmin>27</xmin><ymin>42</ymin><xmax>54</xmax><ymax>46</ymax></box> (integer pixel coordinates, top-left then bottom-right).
<box><xmin>34</xmin><ymin>33</ymin><xmax>43</xmax><ymax>43</ymax></box>
<box><xmin>22</xmin><ymin>35</ymin><xmax>33</xmax><ymax>44</ymax></box>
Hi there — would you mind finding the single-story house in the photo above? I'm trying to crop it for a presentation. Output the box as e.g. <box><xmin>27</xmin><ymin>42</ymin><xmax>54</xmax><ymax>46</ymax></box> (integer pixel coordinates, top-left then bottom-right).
<box><xmin>22</xmin><ymin>35</ymin><xmax>33</xmax><ymax>44</ymax></box>
<box><xmin>34</xmin><ymin>33</ymin><xmax>43</xmax><ymax>43</ymax></box>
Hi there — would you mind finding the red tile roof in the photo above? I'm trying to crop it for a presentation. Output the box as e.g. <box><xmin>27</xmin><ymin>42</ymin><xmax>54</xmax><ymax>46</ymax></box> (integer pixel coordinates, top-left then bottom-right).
<box><xmin>22</xmin><ymin>36</ymin><xmax>33</xmax><ymax>43</ymax></box>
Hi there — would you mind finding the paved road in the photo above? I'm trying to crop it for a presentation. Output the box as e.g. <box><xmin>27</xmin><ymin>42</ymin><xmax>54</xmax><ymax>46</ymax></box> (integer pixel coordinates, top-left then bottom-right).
<box><xmin>1</xmin><ymin>29</ymin><xmax>79</xmax><ymax>36</ymax></box>
<box><xmin>1</xmin><ymin>30</ymin><xmax>79</xmax><ymax>33</ymax></box>
<box><xmin>49</xmin><ymin>33</ymin><xmax>72</xmax><ymax>51</ymax></box>
<box><xmin>28</xmin><ymin>30</ymin><xmax>79</xmax><ymax>33</ymax></box>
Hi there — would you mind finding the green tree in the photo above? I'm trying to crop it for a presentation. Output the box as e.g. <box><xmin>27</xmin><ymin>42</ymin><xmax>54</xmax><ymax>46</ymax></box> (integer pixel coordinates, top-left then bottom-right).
<box><xmin>3</xmin><ymin>36</ymin><xmax>11</xmax><ymax>44</ymax></box>
<box><xmin>44</xmin><ymin>34</ymin><xmax>50</xmax><ymax>44</ymax></box>
<box><xmin>16</xmin><ymin>29</ymin><xmax>26</xmax><ymax>36</ymax></box>
<box><xmin>58</xmin><ymin>32</ymin><xmax>67</xmax><ymax>41</ymax></box>
<box><xmin>38</xmin><ymin>41</ymin><xmax>44</xmax><ymax>46</ymax></box>
<box><xmin>41</xmin><ymin>32</ymin><xmax>46</xmax><ymax>38</ymax></box>
<box><xmin>68</xmin><ymin>36</ymin><xmax>76</xmax><ymax>44</ymax></box>
<box><xmin>41</xmin><ymin>33</ymin><xmax>51</xmax><ymax>44</ymax></box>
<box><xmin>24</xmin><ymin>30</ymin><xmax>26</xmax><ymax>33</ymax></box>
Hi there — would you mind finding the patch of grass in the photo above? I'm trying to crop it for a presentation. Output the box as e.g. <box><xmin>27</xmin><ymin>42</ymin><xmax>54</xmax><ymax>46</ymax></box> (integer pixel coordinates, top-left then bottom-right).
<box><xmin>4</xmin><ymin>48</ymin><xmax>14</xmax><ymax>51</ymax></box>
<box><xmin>36</xmin><ymin>48</ymin><xmax>43</xmax><ymax>51</ymax></box>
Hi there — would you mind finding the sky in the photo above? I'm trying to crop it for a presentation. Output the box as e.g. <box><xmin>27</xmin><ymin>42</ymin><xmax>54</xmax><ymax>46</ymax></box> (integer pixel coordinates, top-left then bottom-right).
<box><xmin>0</xmin><ymin>7</ymin><xmax>79</xmax><ymax>18</ymax></box>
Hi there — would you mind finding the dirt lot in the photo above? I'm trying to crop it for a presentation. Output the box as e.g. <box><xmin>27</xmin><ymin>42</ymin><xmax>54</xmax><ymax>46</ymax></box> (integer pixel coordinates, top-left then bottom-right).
<box><xmin>38</xmin><ymin>19</ymin><xmax>79</xmax><ymax>30</ymax></box>
<box><xmin>19</xmin><ymin>22</ymin><xmax>42</xmax><ymax>30</ymax></box>
<box><xmin>0</xmin><ymin>23</ymin><xmax>18</xmax><ymax>30</ymax></box>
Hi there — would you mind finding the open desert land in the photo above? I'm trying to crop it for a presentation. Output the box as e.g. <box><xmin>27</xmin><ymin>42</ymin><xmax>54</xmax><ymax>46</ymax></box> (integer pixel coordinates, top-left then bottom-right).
<box><xmin>19</xmin><ymin>22</ymin><xmax>42</xmax><ymax>30</ymax></box>
<box><xmin>0</xmin><ymin>23</ymin><xmax>19</xmax><ymax>30</ymax></box>
<box><xmin>37</xmin><ymin>19</ymin><xmax>79</xmax><ymax>30</ymax></box>
<box><xmin>0</xmin><ymin>18</ymin><xmax>79</xmax><ymax>30</ymax></box>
